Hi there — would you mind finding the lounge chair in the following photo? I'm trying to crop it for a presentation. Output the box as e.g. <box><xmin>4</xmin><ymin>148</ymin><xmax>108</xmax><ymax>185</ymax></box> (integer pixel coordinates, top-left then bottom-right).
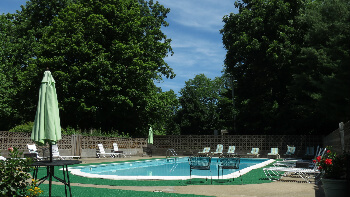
<box><xmin>52</xmin><ymin>144</ymin><xmax>81</xmax><ymax>160</ymax></box>
<box><xmin>267</xmin><ymin>148</ymin><xmax>280</xmax><ymax>159</ymax></box>
<box><xmin>247</xmin><ymin>148</ymin><xmax>260</xmax><ymax>157</ymax></box>
<box><xmin>96</xmin><ymin>144</ymin><xmax>117</xmax><ymax>158</ymax></box>
<box><xmin>113</xmin><ymin>143</ymin><xmax>125</xmax><ymax>157</ymax></box>
<box><xmin>264</xmin><ymin>148</ymin><xmax>327</xmax><ymax>183</ymax></box>
<box><xmin>27</xmin><ymin>144</ymin><xmax>43</xmax><ymax>160</ymax></box>
<box><xmin>226</xmin><ymin>146</ymin><xmax>236</xmax><ymax>156</ymax></box>
<box><xmin>211</xmin><ymin>144</ymin><xmax>223</xmax><ymax>157</ymax></box>
<box><xmin>285</xmin><ymin>145</ymin><xmax>296</xmax><ymax>157</ymax></box>
<box><xmin>198</xmin><ymin>147</ymin><xmax>210</xmax><ymax>156</ymax></box>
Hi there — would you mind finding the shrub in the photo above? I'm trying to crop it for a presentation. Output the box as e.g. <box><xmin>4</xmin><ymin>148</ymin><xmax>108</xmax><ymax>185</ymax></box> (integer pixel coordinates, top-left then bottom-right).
<box><xmin>9</xmin><ymin>122</ymin><xmax>34</xmax><ymax>133</ymax></box>
<box><xmin>0</xmin><ymin>147</ymin><xmax>42</xmax><ymax>196</ymax></box>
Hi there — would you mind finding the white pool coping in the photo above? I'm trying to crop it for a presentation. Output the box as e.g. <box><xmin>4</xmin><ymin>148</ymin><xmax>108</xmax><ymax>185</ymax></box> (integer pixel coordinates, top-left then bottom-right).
<box><xmin>68</xmin><ymin>158</ymin><xmax>275</xmax><ymax>180</ymax></box>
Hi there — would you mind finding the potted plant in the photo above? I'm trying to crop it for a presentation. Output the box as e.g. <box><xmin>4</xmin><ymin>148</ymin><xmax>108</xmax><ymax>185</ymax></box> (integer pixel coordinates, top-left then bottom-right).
<box><xmin>314</xmin><ymin>147</ymin><xmax>348</xmax><ymax>197</ymax></box>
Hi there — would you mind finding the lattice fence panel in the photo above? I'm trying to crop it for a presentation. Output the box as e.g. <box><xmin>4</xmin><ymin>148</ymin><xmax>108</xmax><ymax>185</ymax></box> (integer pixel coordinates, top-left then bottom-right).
<box><xmin>153</xmin><ymin>134</ymin><xmax>323</xmax><ymax>154</ymax></box>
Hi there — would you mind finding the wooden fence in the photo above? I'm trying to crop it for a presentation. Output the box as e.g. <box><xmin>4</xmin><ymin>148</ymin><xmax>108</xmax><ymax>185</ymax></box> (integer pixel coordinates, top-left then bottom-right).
<box><xmin>323</xmin><ymin>121</ymin><xmax>350</xmax><ymax>154</ymax></box>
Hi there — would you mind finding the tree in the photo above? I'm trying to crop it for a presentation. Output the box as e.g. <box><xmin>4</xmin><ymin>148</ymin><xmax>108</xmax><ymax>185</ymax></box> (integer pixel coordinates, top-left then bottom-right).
<box><xmin>0</xmin><ymin>0</ymin><xmax>175</xmax><ymax>137</ymax></box>
<box><xmin>221</xmin><ymin>0</ymin><xmax>350</xmax><ymax>135</ymax></box>
<box><xmin>176</xmin><ymin>74</ymin><xmax>226</xmax><ymax>135</ymax></box>
<box><xmin>221</xmin><ymin>0</ymin><xmax>305</xmax><ymax>134</ymax></box>
<box><xmin>290</xmin><ymin>0</ymin><xmax>350</xmax><ymax>134</ymax></box>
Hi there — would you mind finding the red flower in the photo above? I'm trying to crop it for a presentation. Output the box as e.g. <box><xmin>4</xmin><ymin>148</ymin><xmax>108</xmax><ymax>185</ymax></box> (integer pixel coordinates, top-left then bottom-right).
<box><xmin>325</xmin><ymin>158</ymin><xmax>332</xmax><ymax>165</ymax></box>
<box><xmin>318</xmin><ymin>166</ymin><xmax>323</xmax><ymax>170</ymax></box>
<box><xmin>313</xmin><ymin>159</ymin><xmax>316</xmax><ymax>163</ymax></box>
<box><xmin>326</xmin><ymin>150</ymin><xmax>331</xmax><ymax>154</ymax></box>
<box><xmin>316</xmin><ymin>156</ymin><xmax>322</xmax><ymax>162</ymax></box>
<box><xmin>8</xmin><ymin>147</ymin><xmax>13</xmax><ymax>152</ymax></box>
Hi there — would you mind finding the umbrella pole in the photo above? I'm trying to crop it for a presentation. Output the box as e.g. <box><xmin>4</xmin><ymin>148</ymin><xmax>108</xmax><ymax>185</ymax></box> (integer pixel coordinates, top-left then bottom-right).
<box><xmin>49</xmin><ymin>143</ymin><xmax>53</xmax><ymax>162</ymax></box>
<box><xmin>49</xmin><ymin>143</ymin><xmax>53</xmax><ymax>197</ymax></box>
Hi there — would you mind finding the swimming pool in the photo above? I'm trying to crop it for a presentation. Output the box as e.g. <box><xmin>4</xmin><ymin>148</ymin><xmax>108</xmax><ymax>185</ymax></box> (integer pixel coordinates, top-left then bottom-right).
<box><xmin>69</xmin><ymin>157</ymin><xmax>274</xmax><ymax>180</ymax></box>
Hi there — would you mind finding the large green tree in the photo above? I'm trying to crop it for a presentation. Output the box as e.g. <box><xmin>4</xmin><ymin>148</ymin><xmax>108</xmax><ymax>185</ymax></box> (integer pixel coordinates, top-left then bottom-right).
<box><xmin>0</xmin><ymin>0</ymin><xmax>175</xmax><ymax>137</ymax></box>
<box><xmin>290</xmin><ymin>0</ymin><xmax>350</xmax><ymax>133</ymax></box>
<box><xmin>176</xmin><ymin>74</ymin><xmax>227</xmax><ymax>135</ymax></box>
<box><xmin>221</xmin><ymin>0</ymin><xmax>305</xmax><ymax>134</ymax></box>
<box><xmin>221</xmin><ymin>0</ymin><xmax>350</xmax><ymax>135</ymax></box>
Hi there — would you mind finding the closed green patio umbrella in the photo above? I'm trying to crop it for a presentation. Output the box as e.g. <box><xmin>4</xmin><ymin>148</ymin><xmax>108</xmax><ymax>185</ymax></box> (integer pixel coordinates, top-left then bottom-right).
<box><xmin>31</xmin><ymin>70</ymin><xmax>61</xmax><ymax>161</ymax></box>
<box><xmin>148</xmin><ymin>127</ymin><xmax>153</xmax><ymax>144</ymax></box>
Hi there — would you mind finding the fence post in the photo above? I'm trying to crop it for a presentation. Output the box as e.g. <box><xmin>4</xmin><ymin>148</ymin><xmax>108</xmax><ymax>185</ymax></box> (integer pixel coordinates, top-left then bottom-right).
<box><xmin>339</xmin><ymin>122</ymin><xmax>345</xmax><ymax>153</ymax></box>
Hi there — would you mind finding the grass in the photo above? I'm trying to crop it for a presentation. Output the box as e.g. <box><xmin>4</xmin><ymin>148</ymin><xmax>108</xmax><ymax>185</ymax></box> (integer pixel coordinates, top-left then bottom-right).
<box><xmin>32</xmin><ymin>158</ymin><xmax>279</xmax><ymax>196</ymax></box>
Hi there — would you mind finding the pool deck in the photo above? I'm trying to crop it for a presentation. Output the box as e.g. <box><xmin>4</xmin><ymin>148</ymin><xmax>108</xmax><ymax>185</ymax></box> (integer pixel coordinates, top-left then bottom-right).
<box><xmin>55</xmin><ymin>156</ymin><xmax>326</xmax><ymax>197</ymax></box>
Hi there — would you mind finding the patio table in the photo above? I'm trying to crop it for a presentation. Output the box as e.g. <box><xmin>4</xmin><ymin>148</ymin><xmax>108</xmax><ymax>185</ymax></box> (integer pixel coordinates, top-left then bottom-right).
<box><xmin>32</xmin><ymin>160</ymin><xmax>81</xmax><ymax>197</ymax></box>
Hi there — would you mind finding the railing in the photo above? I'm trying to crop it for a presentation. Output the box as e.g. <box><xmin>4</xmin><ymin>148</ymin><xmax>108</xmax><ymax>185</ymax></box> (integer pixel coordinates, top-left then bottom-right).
<box><xmin>166</xmin><ymin>148</ymin><xmax>178</xmax><ymax>161</ymax></box>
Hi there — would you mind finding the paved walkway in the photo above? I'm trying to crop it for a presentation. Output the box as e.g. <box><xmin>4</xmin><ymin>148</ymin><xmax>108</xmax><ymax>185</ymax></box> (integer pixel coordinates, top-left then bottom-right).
<box><xmin>53</xmin><ymin>156</ymin><xmax>327</xmax><ymax>197</ymax></box>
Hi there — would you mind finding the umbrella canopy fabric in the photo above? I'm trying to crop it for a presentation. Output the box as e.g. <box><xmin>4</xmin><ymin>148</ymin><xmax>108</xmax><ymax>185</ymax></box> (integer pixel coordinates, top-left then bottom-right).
<box><xmin>148</xmin><ymin>127</ymin><xmax>153</xmax><ymax>144</ymax></box>
<box><xmin>31</xmin><ymin>71</ymin><xmax>61</xmax><ymax>145</ymax></box>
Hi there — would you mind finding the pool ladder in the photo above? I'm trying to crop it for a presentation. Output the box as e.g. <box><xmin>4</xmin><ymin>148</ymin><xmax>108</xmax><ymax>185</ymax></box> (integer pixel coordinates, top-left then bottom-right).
<box><xmin>166</xmin><ymin>149</ymin><xmax>178</xmax><ymax>162</ymax></box>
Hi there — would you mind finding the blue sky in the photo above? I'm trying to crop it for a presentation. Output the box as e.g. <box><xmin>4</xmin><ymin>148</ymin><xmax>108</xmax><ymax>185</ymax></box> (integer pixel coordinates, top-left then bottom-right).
<box><xmin>1</xmin><ymin>0</ymin><xmax>238</xmax><ymax>95</ymax></box>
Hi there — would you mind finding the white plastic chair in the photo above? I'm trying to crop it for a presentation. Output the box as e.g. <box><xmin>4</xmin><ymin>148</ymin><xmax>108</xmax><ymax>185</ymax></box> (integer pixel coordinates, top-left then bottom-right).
<box><xmin>112</xmin><ymin>143</ymin><xmax>125</xmax><ymax>157</ymax></box>
<box><xmin>51</xmin><ymin>144</ymin><xmax>80</xmax><ymax>160</ymax></box>
<box><xmin>226</xmin><ymin>146</ymin><xmax>236</xmax><ymax>155</ymax></box>
<box><xmin>27</xmin><ymin>144</ymin><xmax>43</xmax><ymax>160</ymax></box>
<box><xmin>247</xmin><ymin>148</ymin><xmax>260</xmax><ymax>157</ymax></box>
<box><xmin>267</xmin><ymin>148</ymin><xmax>280</xmax><ymax>159</ymax></box>
<box><xmin>97</xmin><ymin>144</ymin><xmax>116</xmax><ymax>158</ymax></box>
<box><xmin>212</xmin><ymin>144</ymin><xmax>223</xmax><ymax>156</ymax></box>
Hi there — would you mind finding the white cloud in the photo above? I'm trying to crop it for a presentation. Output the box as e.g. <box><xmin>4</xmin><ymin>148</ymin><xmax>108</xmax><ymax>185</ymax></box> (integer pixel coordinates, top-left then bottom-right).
<box><xmin>158</xmin><ymin>0</ymin><xmax>236</xmax><ymax>32</ymax></box>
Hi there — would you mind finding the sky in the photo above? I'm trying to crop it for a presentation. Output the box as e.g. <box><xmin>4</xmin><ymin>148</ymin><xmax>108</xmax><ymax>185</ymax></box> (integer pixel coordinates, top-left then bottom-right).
<box><xmin>0</xmin><ymin>0</ymin><xmax>238</xmax><ymax>95</ymax></box>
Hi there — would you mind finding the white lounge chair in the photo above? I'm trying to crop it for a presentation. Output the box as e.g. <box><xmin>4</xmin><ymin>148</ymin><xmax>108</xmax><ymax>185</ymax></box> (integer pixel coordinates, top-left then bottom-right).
<box><xmin>267</xmin><ymin>148</ymin><xmax>280</xmax><ymax>159</ymax></box>
<box><xmin>97</xmin><ymin>144</ymin><xmax>117</xmax><ymax>158</ymax></box>
<box><xmin>247</xmin><ymin>148</ymin><xmax>260</xmax><ymax>157</ymax></box>
<box><xmin>198</xmin><ymin>147</ymin><xmax>210</xmax><ymax>156</ymax></box>
<box><xmin>285</xmin><ymin>145</ymin><xmax>296</xmax><ymax>157</ymax></box>
<box><xmin>212</xmin><ymin>144</ymin><xmax>223</xmax><ymax>157</ymax></box>
<box><xmin>27</xmin><ymin>144</ymin><xmax>43</xmax><ymax>160</ymax></box>
<box><xmin>52</xmin><ymin>144</ymin><xmax>80</xmax><ymax>160</ymax></box>
<box><xmin>226</xmin><ymin>146</ymin><xmax>236</xmax><ymax>156</ymax></box>
<box><xmin>113</xmin><ymin>143</ymin><xmax>125</xmax><ymax>157</ymax></box>
<box><xmin>264</xmin><ymin>148</ymin><xmax>327</xmax><ymax>183</ymax></box>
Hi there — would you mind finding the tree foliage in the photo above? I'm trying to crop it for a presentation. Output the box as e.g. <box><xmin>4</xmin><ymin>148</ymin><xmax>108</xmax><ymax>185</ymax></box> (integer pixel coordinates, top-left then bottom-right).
<box><xmin>0</xmin><ymin>0</ymin><xmax>175</xmax><ymax>137</ymax></box>
<box><xmin>221</xmin><ymin>0</ymin><xmax>350</xmax><ymax>135</ymax></box>
<box><xmin>176</xmin><ymin>74</ymin><xmax>228</xmax><ymax>135</ymax></box>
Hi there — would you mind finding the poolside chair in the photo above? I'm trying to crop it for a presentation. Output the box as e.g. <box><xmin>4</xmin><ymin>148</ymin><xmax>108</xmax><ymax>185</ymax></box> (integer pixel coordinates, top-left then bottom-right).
<box><xmin>96</xmin><ymin>144</ymin><xmax>117</xmax><ymax>158</ymax></box>
<box><xmin>51</xmin><ymin>144</ymin><xmax>81</xmax><ymax>160</ymax></box>
<box><xmin>27</xmin><ymin>144</ymin><xmax>43</xmax><ymax>160</ymax></box>
<box><xmin>113</xmin><ymin>143</ymin><xmax>126</xmax><ymax>157</ymax></box>
<box><xmin>247</xmin><ymin>148</ymin><xmax>260</xmax><ymax>157</ymax></box>
<box><xmin>285</xmin><ymin>145</ymin><xmax>296</xmax><ymax>157</ymax></box>
<box><xmin>226</xmin><ymin>146</ymin><xmax>236</xmax><ymax>156</ymax></box>
<box><xmin>264</xmin><ymin>148</ymin><xmax>327</xmax><ymax>183</ymax></box>
<box><xmin>218</xmin><ymin>157</ymin><xmax>240</xmax><ymax>180</ymax></box>
<box><xmin>211</xmin><ymin>144</ymin><xmax>223</xmax><ymax>157</ymax></box>
<box><xmin>267</xmin><ymin>148</ymin><xmax>280</xmax><ymax>159</ymax></box>
<box><xmin>198</xmin><ymin>147</ymin><xmax>210</xmax><ymax>156</ymax></box>
<box><xmin>189</xmin><ymin>156</ymin><xmax>212</xmax><ymax>183</ymax></box>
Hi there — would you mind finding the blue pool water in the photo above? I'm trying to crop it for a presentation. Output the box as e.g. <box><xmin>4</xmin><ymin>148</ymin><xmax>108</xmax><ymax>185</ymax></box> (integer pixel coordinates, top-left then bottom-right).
<box><xmin>70</xmin><ymin>157</ymin><xmax>271</xmax><ymax>180</ymax></box>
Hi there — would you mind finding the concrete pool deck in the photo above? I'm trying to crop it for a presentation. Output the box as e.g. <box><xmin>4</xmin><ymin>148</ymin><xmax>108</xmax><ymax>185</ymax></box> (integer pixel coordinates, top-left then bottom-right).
<box><xmin>59</xmin><ymin>156</ymin><xmax>326</xmax><ymax>197</ymax></box>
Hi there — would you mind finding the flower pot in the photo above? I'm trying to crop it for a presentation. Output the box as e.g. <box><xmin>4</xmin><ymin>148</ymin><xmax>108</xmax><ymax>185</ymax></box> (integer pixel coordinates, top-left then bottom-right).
<box><xmin>321</xmin><ymin>178</ymin><xmax>348</xmax><ymax>197</ymax></box>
